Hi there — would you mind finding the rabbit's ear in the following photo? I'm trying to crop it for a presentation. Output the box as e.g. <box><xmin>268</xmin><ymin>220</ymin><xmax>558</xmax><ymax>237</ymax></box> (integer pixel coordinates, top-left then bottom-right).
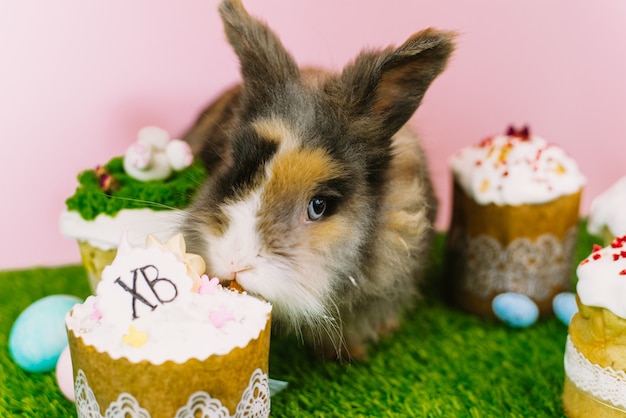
<box><xmin>331</xmin><ymin>28</ymin><xmax>456</xmax><ymax>138</ymax></box>
<box><xmin>219</xmin><ymin>0</ymin><xmax>299</xmax><ymax>101</ymax></box>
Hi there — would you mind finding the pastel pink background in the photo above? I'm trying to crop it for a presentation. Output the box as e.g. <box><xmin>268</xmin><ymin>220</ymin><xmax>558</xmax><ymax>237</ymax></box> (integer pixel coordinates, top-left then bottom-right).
<box><xmin>2</xmin><ymin>1</ymin><xmax>625</xmax><ymax>270</ymax></box>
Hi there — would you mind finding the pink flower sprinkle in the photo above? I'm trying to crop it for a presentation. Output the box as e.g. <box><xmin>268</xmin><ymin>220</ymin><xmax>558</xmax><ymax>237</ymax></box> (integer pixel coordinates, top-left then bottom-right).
<box><xmin>198</xmin><ymin>275</ymin><xmax>220</xmax><ymax>295</ymax></box>
<box><xmin>90</xmin><ymin>302</ymin><xmax>103</xmax><ymax>321</ymax></box>
<box><xmin>209</xmin><ymin>305</ymin><xmax>235</xmax><ymax>328</ymax></box>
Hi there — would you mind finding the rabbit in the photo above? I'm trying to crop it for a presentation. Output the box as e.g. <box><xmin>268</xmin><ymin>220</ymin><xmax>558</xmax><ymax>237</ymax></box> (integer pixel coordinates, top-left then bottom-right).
<box><xmin>181</xmin><ymin>0</ymin><xmax>455</xmax><ymax>360</ymax></box>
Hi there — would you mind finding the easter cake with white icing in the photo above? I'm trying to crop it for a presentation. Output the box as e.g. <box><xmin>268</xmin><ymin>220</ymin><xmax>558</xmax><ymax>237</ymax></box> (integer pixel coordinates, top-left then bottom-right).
<box><xmin>446</xmin><ymin>126</ymin><xmax>586</xmax><ymax>319</ymax></box>
<box><xmin>65</xmin><ymin>234</ymin><xmax>272</xmax><ymax>418</ymax></box>
<box><xmin>562</xmin><ymin>235</ymin><xmax>626</xmax><ymax>417</ymax></box>
<box><xmin>59</xmin><ymin>126</ymin><xmax>206</xmax><ymax>291</ymax></box>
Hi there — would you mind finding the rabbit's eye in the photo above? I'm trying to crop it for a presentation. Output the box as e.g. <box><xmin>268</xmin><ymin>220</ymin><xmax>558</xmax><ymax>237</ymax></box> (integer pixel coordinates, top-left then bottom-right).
<box><xmin>307</xmin><ymin>197</ymin><xmax>326</xmax><ymax>221</ymax></box>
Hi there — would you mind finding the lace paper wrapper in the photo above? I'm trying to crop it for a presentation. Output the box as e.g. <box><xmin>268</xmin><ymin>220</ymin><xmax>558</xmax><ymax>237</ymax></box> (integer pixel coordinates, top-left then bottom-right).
<box><xmin>456</xmin><ymin>226</ymin><xmax>578</xmax><ymax>300</ymax></box>
<box><xmin>564</xmin><ymin>336</ymin><xmax>626</xmax><ymax>411</ymax></box>
<box><xmin>68</xmin><ymin>316</ymin><xmax>271</xmax><ymax>418</ymax></box>
<box><xmin>75</xmin><ymin>368</ymin><xmax>270</xmax><ymax>418</ymax></box>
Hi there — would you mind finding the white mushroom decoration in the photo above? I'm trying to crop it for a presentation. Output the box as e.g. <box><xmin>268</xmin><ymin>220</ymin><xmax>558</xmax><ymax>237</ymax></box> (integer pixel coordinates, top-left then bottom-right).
<box><xmin>123</xmin><ymin>126</ymin><xmax>193</xmax><ymax>182</ymax></box>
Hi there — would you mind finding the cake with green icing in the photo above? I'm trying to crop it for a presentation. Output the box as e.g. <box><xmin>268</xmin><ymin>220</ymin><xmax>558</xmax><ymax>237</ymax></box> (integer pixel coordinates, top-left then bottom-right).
<box><xmin>59</xmin><ymin>126</ymin><xmax>207</xmax><ymax>291</ymax></box>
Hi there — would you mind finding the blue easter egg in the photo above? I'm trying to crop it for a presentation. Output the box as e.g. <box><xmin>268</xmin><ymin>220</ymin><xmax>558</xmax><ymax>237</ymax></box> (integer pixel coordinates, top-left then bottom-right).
<box><xmin>492</xmin><ymin>292</ymin><xmax>539</xmax><ymax>328</ymax></box>
<box><xmin>9</xmin><ymin>294</ymin><xmax>82</xmax><ymax>373</ymax></box>
<box><xmin>553</xmin><ymin>292</ymin><xmax>578</xmax><ymax>326</ymax></box>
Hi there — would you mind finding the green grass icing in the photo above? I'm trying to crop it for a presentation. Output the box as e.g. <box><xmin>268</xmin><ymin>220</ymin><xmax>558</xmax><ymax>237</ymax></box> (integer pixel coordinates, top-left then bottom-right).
<box><xmin>65</xmin><ymin>157</ymin><xmax>207</xmax><ymax>220</ymax></box>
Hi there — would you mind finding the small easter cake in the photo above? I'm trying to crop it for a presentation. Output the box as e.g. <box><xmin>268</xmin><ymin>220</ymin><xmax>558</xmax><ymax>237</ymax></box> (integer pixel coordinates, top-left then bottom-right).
<box><xmin>587</xmin><ymin>176</ymin><xmax>626</xmax><ymax>245</ymax></box>
<box><xmin>60</xmin><ymin>126</ymin><xmax>206</xmax><ymax>292</ymax></box>
<box><xmin>446</xmin><ymin>126</ymin><xmax>586</xmax><ymax>319</ymax></box>
<box><xmin>562</xmin><ymin>235</ymin><xmax>626</xmax><ymax>417</ymax></box>
<box><xmin>66</xmin><ymin>234</ymin><xmax>272</xmax><ymax>418</ymax></box>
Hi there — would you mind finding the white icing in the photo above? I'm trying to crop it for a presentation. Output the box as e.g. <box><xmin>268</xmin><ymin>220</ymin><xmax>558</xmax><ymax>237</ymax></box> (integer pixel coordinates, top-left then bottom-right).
<box><xmin>66</xmin><ymin>236</ymin><xmax>272</xmax><ymax>365</ymax></box>
<box><xmin>59</xmin><ymin>208</ymin><xmax>184</xmax><ymax>250</ymax></box>
<box><xmin>588</xmin><ymin>176</ymin><xmax>626</xmax><ymax>237</ymax></box>
<box><xmin>576</xmin><ymin>237</ymin><xmax>626</xmax><ymax>319</ymax></box>
<box><xmin>449</xmin><ymin>134</ymin><xmax>585</xmax><ymax>205</ymax></box>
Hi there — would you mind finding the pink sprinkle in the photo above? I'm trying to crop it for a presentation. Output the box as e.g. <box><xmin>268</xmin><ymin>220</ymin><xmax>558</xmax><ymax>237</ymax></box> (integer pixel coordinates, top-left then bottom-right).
<box><xmin>90</xmin><ymin>302</ymin><xmax>103</xmax><ymax>321</ymax></box>
<box><xmin>209</xmin><ymin>305</ymin><xmax>235</xmax><ymax>328</ymax></box>
<box><xmin>198</xmin><ymin>275</ymin><xmax>220</xmax><ymax>295</ymax></box>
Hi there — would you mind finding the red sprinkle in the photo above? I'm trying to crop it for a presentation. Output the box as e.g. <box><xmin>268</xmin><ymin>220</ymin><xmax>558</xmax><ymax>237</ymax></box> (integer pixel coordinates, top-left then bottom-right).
<box><xmin>479</xmin><ymin>137</ymin><xmax>494</xmax><ymax>147</ymax></box>
<box><xmin>621</xmin><ymin>250</ymin><xmax>626</xmax><ymax>258</ymax></box>
<box><xmin>612</xmin><ymin>236</ymin><xmax>626</xmax><ymax>248</ymax></box>
<box><xmin>580</xmin><ymin>259</ymin><xmax>590</xmax><ymax>265</ymax></box>
<box><xmin>614</xmin><ymin>254</ymin><xmax>621</xmax><ymax>261</ymax></box>
<box><xmin>592</xmin><ymin>244</ymin><xmax>603</xmax><ymax>253</ymax></box>
<box><xmin>592</xmin><ymin>253</ymin><xmax>602</xmax><ymax>260</ymax></box>
<box><xmin>620</xmin><ymin>269</ymin><xmax>626</xmax><ymax>276</ymax></box>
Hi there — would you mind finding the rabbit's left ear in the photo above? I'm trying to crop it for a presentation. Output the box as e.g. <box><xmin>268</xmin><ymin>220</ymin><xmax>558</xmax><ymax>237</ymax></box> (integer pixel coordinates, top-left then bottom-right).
<box><xmin>330</xmin><ymin>28</ymin><xmax>456</xmax><ymax>138</ymax></box>
<box><xmin>219</xmin><ymin>0</ymin><xmax>299</xmax><ymax>104</ymax></box>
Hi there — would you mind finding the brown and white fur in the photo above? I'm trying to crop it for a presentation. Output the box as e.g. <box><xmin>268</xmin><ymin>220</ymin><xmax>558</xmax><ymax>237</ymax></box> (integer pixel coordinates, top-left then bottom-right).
<box><xmin>182</xmin><ymin>0</ymin><xmax>455</xmax><ymax>360</ymax></box>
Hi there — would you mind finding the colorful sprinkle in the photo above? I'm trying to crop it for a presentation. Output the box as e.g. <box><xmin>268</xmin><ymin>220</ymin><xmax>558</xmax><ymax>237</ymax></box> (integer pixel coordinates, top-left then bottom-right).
<box><xmin>554</xmin><ymin>163</ymin><xmax>567</xmax><ymax>175</ymax></box>
<box><xmin>611</xmin><ymin>235</ymin><xmax>626</xmax><ymax>248</ymax></box>
<box><xmin>209</xmin><ymin>305</ymin><xmax>235</xmax><ymax>328</ymax></box>
<box><xmin>506</xmin><ymin>125</ymin><xmax>531</xmax><ymax>140</ymax></box>
<box><xmin>198</xmin><ymin>275</ymin><xmax>220</xmax><ymax>295</ymax></box>
<box><xmin>479</xmin><ymin>179</ymin><xmax>490</xmax><ymax>193</ymax></box>
<box><xmin>122</xmin><ymin>326</ymin><xmax>148</xmax><ymax>348</ymax></box>
<box><xmin>89</xmin><ymin>302</ymin><xmax>102</xmax><ymax>321</ymax></box>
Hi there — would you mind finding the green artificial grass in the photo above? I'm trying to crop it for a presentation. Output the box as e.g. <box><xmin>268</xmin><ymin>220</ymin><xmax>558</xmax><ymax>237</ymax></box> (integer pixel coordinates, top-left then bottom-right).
<box><xmin>65</xmin><ymin>157</ymin><xmax>207</xmax><ymax>220</ymax></box>
<box><xmin>1</xmin><ymin>223</ymin><xmax>601</xmax><ymax>417</ymax></box>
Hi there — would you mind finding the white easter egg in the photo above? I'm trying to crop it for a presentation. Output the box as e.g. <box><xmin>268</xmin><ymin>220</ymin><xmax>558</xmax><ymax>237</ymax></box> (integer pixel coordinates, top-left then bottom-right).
<box><xmin>124</xmin><ymin>142</ymin><xmax>153</xmax><ymax>170</ymax></box>
<box><xmin>137</xmin><ymin>126</ymin><xmax>170</xmax><ymax>150</ymax></box>
<box><xmin>9</xmin><ymin>295</ymin><xmax>82</xmax><ymax>372</ymax></box>
<box><xmin>166</xmin><ymin>139</ymin><xmax>193</xmax><ymax>171</ymax></box>
<box><xmin>55</xmin><ymin>346</ymin><xmax>75</xmax><ymax>402</ymax></box>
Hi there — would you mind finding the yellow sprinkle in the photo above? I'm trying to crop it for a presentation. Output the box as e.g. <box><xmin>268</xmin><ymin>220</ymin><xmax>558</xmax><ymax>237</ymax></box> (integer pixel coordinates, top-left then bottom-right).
<box><xmin>498</xmin><ymin>145</ymin><xmax>512</xmax><ymax>163</ymax></box>
<box><xmin>479</xmin><ymin>179</ymin><xmax>490</xmax><ymax>193</ymax></box>
<box><xmin>122</xmin><ymin>326</ymin><xmax>148</xmax><ymax>348</ymax></box>
<box><xmin>554</xmin><ymin>163</ymin><xmax>566</xmax><ymax>175</ymax></box>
